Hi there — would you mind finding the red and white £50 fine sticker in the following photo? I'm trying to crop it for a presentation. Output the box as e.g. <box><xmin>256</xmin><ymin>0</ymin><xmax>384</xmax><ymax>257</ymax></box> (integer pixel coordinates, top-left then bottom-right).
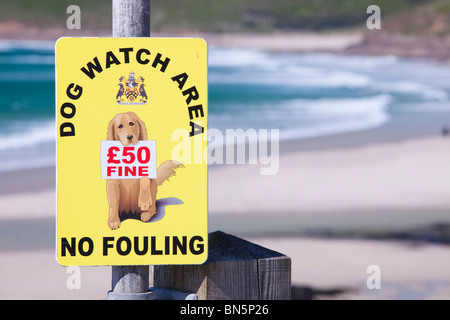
<box><xmin>100</xmin><ymin>140</ymin><xmax>157</xmax><ymax>179</ymax></box>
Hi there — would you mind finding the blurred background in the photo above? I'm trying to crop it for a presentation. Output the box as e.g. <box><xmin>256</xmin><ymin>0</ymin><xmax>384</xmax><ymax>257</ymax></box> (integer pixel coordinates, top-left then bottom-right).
<box><xmin>2</xmin><ymin>0</ymin><xmax>450</xmax><ymax>36</ymax></box>
<box><xmin>1</xmin><ymin>0</ymin><xmax>450</xmax><ymax>299</ymax></box>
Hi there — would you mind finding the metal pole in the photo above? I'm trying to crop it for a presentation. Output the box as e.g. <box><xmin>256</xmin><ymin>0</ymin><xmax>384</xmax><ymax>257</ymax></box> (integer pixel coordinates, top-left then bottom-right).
<box><xmin>108</xmin><ymin>265</ymin><xmax>152</xmax><ymax>300</ymax></box>
<box><xmin>108</xmin><ymin>0</ymin><xmax>152</xmax><ymax>300</ymax></box>
<box><xmin>113</xmin><ymin>0</ymin><xmax>150</xmax><ymax>37</ymax></box>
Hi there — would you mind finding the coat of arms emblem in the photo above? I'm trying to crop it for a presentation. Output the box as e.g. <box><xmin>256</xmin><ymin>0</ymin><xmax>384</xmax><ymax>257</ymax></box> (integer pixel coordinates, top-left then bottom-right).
<box><xmin>116</xmin><ymin>70</ymin><xmax>148</xmax><ymax>105</ymax></box>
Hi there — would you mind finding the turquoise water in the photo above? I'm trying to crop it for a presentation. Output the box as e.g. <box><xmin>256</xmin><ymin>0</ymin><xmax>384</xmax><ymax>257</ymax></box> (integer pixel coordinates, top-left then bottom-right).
<box><xmin>1</xmin><ymin>40</ymin><xmax>450</xmax><ymax>171</ymax></box>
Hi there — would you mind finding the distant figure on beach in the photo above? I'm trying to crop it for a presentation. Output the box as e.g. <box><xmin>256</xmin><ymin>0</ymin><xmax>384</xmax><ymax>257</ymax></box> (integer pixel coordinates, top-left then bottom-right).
<box><xmin>442</xmin><ymin>125</ymin><xmax>449</xmax><ymax>137</ymax></box>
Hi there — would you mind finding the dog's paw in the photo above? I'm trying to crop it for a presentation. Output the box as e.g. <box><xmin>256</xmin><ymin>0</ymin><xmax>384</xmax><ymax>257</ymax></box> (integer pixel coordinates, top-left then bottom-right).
<box><xmin>108</xmin><ymin>217</ymin><xmax>121</xmax><ymax>230</ymax></box>
<box><xmin>139</xmin><ymin>178</ymin><xmax>153</xmax><ymax>211</ymax></box>
<box><xmin>139</xmin><ymin>198</ymin><xmax>151</xmax><ymax>211</ymax></box>
<box><xmin>141</xmin><ymin>207</ymin><xmax>156</xmax><ymax>222</ymax></box>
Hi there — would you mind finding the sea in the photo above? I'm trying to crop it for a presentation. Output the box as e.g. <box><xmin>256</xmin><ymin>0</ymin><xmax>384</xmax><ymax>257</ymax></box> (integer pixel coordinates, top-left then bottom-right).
<box><xmin>1</xmin><ymin>39</ymin><xmax>450</xmax><ymax>172</ymax></box>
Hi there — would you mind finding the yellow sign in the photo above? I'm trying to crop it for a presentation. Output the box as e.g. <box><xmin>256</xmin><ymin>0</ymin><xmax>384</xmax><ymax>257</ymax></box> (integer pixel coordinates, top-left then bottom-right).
<box><xmin>56</xmin><ymin>38</ymin><xmax>208</xmax><ymax>266</ymax></box>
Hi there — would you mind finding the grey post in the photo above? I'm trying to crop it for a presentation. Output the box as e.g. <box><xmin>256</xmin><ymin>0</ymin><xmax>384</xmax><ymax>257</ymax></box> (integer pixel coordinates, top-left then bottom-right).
<box><xmin>113</xmin><ymin>0</ymin><xmax>150</xmax><ymax>37</ymax></box>
<box><xmin>108</xmin><ymin>0</ymin><xmax>152</xmax><ymax>300</ymax></box>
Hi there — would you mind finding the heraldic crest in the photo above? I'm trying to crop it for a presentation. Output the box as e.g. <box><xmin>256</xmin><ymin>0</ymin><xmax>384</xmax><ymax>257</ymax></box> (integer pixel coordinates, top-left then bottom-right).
<box><xmin>116</xmin><ymin>70</ymin><xmax>148</xmax><ymax>105</ymax></box>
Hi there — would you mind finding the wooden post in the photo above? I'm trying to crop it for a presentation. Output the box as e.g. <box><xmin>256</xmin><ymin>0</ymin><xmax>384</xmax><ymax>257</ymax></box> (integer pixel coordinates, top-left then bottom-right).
<box><xmin>154</xmin><ymin>231</ymin><xmax>291</xmax><ymax>300</ymax></box>
<box><xmin>107</xmin><ymin>0</ymin><xmax>152</xmax><ymax>300</ymax></box>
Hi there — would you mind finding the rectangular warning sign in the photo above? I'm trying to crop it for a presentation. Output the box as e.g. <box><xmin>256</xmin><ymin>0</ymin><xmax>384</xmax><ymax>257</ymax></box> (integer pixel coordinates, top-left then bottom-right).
<box><xmin>56</xmin><ymin>38</ymin><xmax>208</xmax><ymax>266</ymax></box>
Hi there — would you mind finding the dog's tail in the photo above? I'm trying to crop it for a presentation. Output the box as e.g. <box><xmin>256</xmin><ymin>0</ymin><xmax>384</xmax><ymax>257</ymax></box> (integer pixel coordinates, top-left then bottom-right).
<box><xmin>155</xmin><ymin>160</ymin><xmax>184</xmax><ymax>186</ymax></box>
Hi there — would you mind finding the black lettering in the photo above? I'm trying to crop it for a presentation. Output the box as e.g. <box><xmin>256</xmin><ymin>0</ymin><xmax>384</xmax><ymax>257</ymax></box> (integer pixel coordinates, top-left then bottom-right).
<box><xmin>119</xmin><ymin>47</ymin><xmax>134</xmax><ymax>63</ymax></box>
<box><xmin>78</xmin><ymin>237</ymin><xmax>94</xmax><ymax>256</ymax></box>
<box><xmin>165</xmin><ymin>236</ymin><xmax>170</xmax><ymax>255</ymax></box>
<box><xmin>134</xmin><ymin>236</ymin><xmax>148</xmax><ymax>256</ymax></box>
<box><xmin>61</xmin><ymin>237</ymin><xmax>76</xmax><ymax>257</ymax></box>
<box><xmin>182</xmin><ymin>86</ymin><xmax>199</xmax><ymax>105</ymax></box>
<box><xmin>189</xmin><ymin>236</ymin><xmax>204</xmax><ymax>255</ymax></box>
<box><xmin>80</xmin><ymin>56</ymin><xmax>103</xmax><ymax>79</ymax></box>
<box><xmin>189</xmin><ymin>121</ymin><xmax>204</xmax><ymax>137</ymax></box>
<box><xmin>60</xmin><ymin>122</ymin><xmax>75</xmax><ymax>137</ymax></box>
<box><xmin>151</xmin><ymin>236</ymin><xmax>163</xmax><ymax>255</ymax></box>
<box><xmin>173</xmin><ymin>236</ymin><xmax>187</xmax><ymax>255</ymax></box>
<box><xmin>60</xmin><ymin>102</ymin><xmax>76</xmax><ymax>119</ymax></box>
<box><xmin>105</xmin><ymin>51</ymin><xmax>121</xmax><ymax>69</ymax></box>
<box><xmin>152</xmin><ymin>53</ymin><xmax>170</xmax><ymax>72</ymax></box>
<box><xmin>117</xmin><ymin>236</ymin><xmax>132</xmax><ymax>256</ymax></box>
<box><xmin>188</xmin><ymin>104</ymin><xmax>204</xmax><ymax>119</ymax></box>
<box><xmin>171</xmin><ymin>72</ymin><xmax>188</xmax><ymax>90</ymax></box>
<box><xmin>66</xmin><ymin>83</ymin><xmax>83</xmax><ymax>100</ymax></box>
<box><xmin>103</xmin><ymin>237</ymin><xmax>114</xmax><ymax>256</ymax></box>
<box><xmin>136</xmin><ymin>48</ymin><xmax>150</xmax><ymax>65</ymax></box>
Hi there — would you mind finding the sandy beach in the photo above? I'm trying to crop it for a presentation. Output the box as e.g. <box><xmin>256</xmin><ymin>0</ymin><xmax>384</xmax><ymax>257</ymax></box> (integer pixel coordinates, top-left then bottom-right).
<box><xmin>2</xmin><ymin>238</ymin><xmax>450</xmax><ymax>300</ymax></box>
<box><xmin>210</xmin><ymin>136</ymin><xmax>450</xmax><ymax>216</ymax></box>
<box><xmin>2</xmin><ymin>20</ymin><xmax>450</xmax><ymax>61</ymax></box>
<box><xmin>1</xmin><ymin>126</ymin><xmax>450</xmax><ymax>299</ymax></box>
<box><xmin>0</xmin><ymin>20</ymin><xmax>362</xmax><ymax>52</ymax></box>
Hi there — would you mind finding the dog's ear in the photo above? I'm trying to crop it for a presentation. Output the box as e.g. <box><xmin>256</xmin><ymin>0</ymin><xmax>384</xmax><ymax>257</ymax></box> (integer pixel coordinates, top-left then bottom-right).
<box><xmin>135</xmin><ymin>115</ymin><xmax>148</xmax><ymax>140</ymax></box>
<box><xmin>107</xmin><ymin>116</ymin><xmax>116</xmax><ymax>140</ymax></box>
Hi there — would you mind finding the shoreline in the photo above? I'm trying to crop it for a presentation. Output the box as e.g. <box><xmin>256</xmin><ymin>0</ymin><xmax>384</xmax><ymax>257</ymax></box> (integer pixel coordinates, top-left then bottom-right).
<box><xmin>2</xmin><ymin>23</ymin><xmax>450</xmax><ymax>61</ymax></box>
<box><xmin>1</xmin><ymin>126</ymin><xmax>449</xmax><ymax>241</ymax></box>
<box><xmin>0</xmin><ymin>116</ymin><xmax>444</xmax><ymax>195</ymax></box>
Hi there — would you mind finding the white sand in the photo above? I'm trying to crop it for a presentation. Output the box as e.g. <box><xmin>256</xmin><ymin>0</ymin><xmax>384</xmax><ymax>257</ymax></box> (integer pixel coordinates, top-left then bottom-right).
<box><xmin>251</xmin><ymin>237</ymin><xmax>450</xmax><ymax>300</ymax></box>
<box><xmin>209</xmin><ymin>136</ymin><xmax>450</xmax><ymax>215</ymax></box>
<box><xmin>1</xmin><ymin>136</ymin><xmax>449</xmax><ymax>299</ymax></box>
<box><xmin>202</xmin><ymin>31</ymin><xmax>363</xmax><ymax>52</ymax></box>
<box><xmin>0</xmin><ymin>23</ymin><xmax>363</xmax><ymax>53</ymax></box>
<box><xmin>0</xmin><ymin>189</ymin><xmax>55</xmax><ymax>220</ymax></box>
<box><xmin>1</xmin><ymin>136</ymin><xmax>449</xmax><ymax>220</ymax></box>
<box><xmin>0</xmin><ymin>249</ymin><xmax>110</xmax><ymax>300</ymax></box>
<box><xmin>1</xmin><ymin>238</ymin><xmax>449</xmax><ymax>299</ymax></box>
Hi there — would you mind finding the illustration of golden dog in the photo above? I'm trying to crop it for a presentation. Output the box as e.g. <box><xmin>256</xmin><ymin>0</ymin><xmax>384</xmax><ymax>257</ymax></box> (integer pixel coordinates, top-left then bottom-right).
<box><xmin>106</xmin><ymin>111</ymin><xmax>182</xmax><ymax>230</ymax></box>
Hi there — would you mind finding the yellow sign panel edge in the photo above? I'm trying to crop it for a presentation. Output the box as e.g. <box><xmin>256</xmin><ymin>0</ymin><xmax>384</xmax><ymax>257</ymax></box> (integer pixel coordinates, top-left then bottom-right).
<box><xmin>54</xmin><ymin>37</ymin><xmax>209</xmax><ymax>266</ymax></box>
